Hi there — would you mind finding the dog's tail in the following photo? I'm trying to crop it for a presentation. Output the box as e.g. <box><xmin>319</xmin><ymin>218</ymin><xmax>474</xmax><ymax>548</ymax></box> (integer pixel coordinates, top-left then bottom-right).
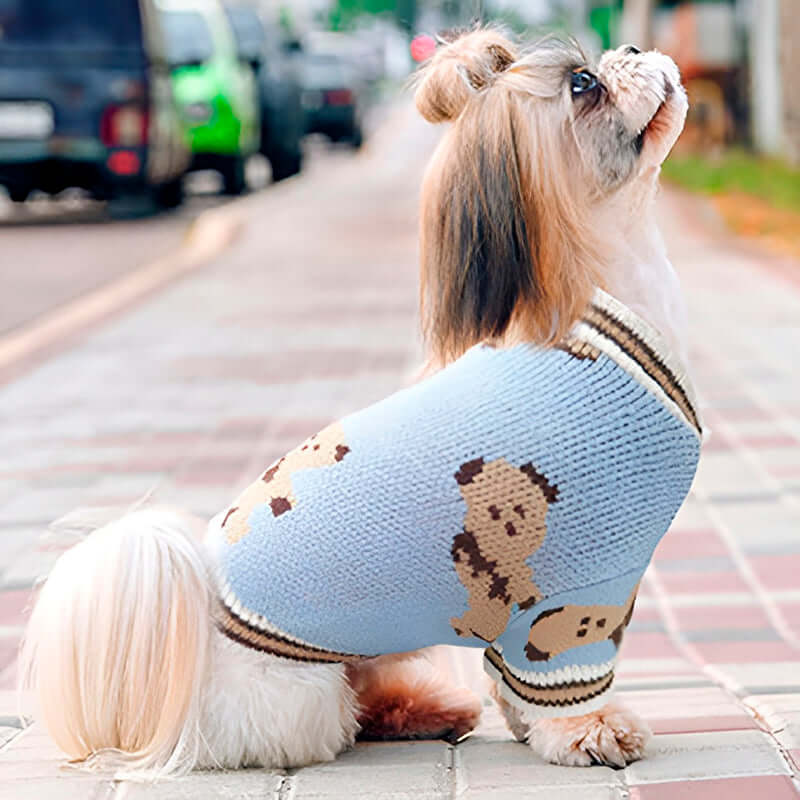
<box><xmin>19</xmin><ymin>509</ymin><xmax>213</xmax><ymax>776</ymax></box>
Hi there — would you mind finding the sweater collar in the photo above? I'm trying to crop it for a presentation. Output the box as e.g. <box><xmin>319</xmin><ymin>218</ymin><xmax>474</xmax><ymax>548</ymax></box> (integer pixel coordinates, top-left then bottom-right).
<box><xmin>568</xmin><ymin>289</ymin><xmax>702</xmax><ymax>436</ymax></box>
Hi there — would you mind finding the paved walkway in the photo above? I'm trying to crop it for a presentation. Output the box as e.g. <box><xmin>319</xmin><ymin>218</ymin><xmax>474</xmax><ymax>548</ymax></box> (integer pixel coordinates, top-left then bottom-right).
<box><xmin>1</xmin><ymin>104</ymin><xmax>799</xmax><ymax>798</ymax></box>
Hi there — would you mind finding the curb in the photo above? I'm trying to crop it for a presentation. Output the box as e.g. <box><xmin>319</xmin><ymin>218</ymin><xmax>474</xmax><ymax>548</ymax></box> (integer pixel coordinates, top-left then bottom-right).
<box><xmin>0</xmin><ymin>204</ymin><xmax>245</xmax><ymax>386</ymax></box>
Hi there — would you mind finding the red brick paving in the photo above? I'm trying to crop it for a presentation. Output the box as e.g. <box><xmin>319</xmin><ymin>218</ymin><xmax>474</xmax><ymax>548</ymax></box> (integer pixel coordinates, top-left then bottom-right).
<box><xmin>630</xmin><ymin>776</ymin><xmax>800</xmax><ymax>800</ymax></box>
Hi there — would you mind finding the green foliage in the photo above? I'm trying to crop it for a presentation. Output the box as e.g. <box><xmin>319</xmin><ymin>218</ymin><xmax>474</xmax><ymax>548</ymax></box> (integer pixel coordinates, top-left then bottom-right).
<box><xmin>662</xmin><ymin>150</ymin><xmax>800</xmax><ymax>213</ymax></box>
<box><xmin>485</xmin><ymin>7</ymin><xmax>531</xmax><ymax>34</ymax></box>
<box><xmin>329</xmin><ymin>0</ymin><xmax>416</xmax><ymax>32</ymax></box>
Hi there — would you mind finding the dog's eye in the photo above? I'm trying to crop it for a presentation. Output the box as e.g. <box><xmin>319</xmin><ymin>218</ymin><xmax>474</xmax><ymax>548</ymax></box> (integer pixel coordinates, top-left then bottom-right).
<box><xmin>571</xmin><ymin>70</ymin><xmax>598</xmax><ymax>95</ymax></box>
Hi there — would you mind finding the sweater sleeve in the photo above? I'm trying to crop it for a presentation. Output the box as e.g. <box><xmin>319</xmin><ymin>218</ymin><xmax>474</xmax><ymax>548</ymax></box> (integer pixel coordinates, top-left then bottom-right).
<box><xmin>483</xmin><ymin>567</ymin><xmax>643</xmax><ymax>718</ymax></box>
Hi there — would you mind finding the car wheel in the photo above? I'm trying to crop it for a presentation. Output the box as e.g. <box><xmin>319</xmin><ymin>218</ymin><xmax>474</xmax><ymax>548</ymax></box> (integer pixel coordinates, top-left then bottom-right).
<box><xmin>220</xmin><ymin>156</ymin><xmax>247</xmax><ymax>196</ymax></box>
<box><xmin>7</xmin><ymin>185</ymin><xmax>29</xmax><ymax>203</ymax></box>
<box><xmin>154</xmin><ymin>177</ymin><xmax>184</xmax><ymax>209</ymax></box>
<box><xmin>270</xmin><ymin>149</ymin><xmax>302</xmax><ymax>182</ymax></box>
<box><xmin>349</xmin><ymin>127</ymin><xmax>364</xmax><ymax>150</ymax></box>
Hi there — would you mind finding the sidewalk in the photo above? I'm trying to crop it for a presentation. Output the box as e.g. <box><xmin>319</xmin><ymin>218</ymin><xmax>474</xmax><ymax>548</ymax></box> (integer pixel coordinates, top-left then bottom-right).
<box><xmin>1</xmin><ymin>104</ymin><xmax>799</xmax><ymax>797</ymax></box>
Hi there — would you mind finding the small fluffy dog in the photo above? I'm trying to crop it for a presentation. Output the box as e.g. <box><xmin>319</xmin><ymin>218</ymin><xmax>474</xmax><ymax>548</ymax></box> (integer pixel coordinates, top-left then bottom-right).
<box><xmin>21</xmin><ymin>31</ymin><xmax>700</xmax><ymax>777</ymax></box>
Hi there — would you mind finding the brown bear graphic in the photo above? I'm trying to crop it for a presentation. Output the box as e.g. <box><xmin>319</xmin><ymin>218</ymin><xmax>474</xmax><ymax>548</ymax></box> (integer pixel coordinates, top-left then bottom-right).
<box><xmin>523</xmin><ymin>583</ymin><xmax>639</xmax><ymax>662</ymax></box>
<box><xmin>222</xmin><ymin>421</ymin><xmax>350</xmax><ymax>544</ymax></box>
<box><xmin>450</xmin><ymin>457</ymin><xmax>558</xmax><ymax>642</ymax></box>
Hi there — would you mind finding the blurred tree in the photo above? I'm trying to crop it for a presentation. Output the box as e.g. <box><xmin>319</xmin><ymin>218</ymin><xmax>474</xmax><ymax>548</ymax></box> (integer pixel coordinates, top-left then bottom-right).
<box><xmin>778</xmin><ymin>0</ymin><xmax>800</xmax><ymax>165</ymax></box>
<box><xmin>329</xmin><ymin>0</ymin><xmax>417</xmax><ymax>31</ymax></box>
<box><xmin>619</xmin><ymin>0</ymin><xmax>654</xmax><ymax>48</ymax></box>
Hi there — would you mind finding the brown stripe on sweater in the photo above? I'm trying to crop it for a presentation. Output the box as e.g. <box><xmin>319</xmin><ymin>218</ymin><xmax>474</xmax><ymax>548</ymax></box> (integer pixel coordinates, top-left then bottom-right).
<box><xmin>583</xmin><ymin>306</ymin><xmax>701</xmax><ymax>434</ymax></box>
<box><xmin>555</xmin><ymin>337</ymin><xmax>601</xmax><ymax>362</ymax></box>
<box><xmin>217</xmin><ymin>603</ymin><xmax>365</xmax><ymax>664</ymax></box>
<box><xmin>485</xmin><ymin>647</ymin><xmax>614</xmax><ymax>707</ymax></box>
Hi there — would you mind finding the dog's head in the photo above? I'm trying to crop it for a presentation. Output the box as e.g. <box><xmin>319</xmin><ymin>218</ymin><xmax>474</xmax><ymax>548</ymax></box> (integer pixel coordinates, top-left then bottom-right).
<box><xmin>416</xmin><ymin>30</ymin><xmax>687</xmax><ymax>365</ymax></box>
<box><xmin>455</xmin><ymin>457</ymin><xmax>558</xmax><ymax>552</ymax></box>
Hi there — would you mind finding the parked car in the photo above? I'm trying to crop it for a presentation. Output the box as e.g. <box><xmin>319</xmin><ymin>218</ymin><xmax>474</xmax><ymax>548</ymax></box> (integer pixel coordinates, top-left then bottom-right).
<box><xmin>158</xmin><ymin>0</ymin><xmax>260</xmax><ymax>195</ymax></box>
<box><xmin>0</xmin><ymin>0</ymin><xmax>190</xmax><ymax>207</ymax></box>
<box><xmin>224</xmin><ymin>4</ymin><xmax>304</xmax><ymax>182</ymax></box>
<box><xmin>299</xmin><ymin>53</ymin><xmax>364</xmax><ymax>148</ymax></box>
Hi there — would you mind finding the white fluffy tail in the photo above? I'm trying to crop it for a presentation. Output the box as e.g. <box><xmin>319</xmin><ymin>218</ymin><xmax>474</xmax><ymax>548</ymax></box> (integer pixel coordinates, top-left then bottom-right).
<box><xmin>20</xmin><ymin>509</ymin><xmax>213</xmax><ymax>776</ymax></box>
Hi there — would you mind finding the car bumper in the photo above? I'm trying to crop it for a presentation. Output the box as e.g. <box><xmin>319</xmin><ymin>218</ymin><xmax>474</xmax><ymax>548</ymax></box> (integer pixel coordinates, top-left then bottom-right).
<box><xmin>305</xmin><ymin>105</ymin><xmax>357</xmax><ymax>136</ymax></box>
<box><xmin>0</xmin><ymin>138</ymin><xmax>149</xmax><ymax>193</ymax></box>
<box><xmin>0</xmin><ymin>136</ymin><xmax>105</xmax><ymax>163</ymax></box>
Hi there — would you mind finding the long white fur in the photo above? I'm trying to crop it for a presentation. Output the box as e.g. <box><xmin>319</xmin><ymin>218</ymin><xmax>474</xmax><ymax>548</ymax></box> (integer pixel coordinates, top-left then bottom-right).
<box><xmin>20</xmin><ymin>510</ymin><xmax>358</xmax><ymax>778</ymax></box>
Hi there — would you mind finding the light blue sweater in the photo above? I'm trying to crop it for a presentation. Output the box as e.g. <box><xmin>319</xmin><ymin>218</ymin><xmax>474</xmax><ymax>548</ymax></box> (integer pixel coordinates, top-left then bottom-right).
<box><xmin>210</xmin><ymin>290</ymin><xmax>701</xmax><ymax>716</ymax></box>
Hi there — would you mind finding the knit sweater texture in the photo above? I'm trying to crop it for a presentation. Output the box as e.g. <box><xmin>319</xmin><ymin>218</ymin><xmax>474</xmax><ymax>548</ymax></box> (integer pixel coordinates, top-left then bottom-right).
<box><xmin>208</xmin><ymin>289</ymin><xmax>702</xmax><ymax>716</ymax></box>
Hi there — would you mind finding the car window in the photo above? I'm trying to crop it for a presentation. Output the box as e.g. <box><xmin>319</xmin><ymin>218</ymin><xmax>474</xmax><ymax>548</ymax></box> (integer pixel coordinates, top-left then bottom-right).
<box><xmin>0</xmin><ymin>0</ymin><xmax>143</xmax><ymax>48</ymax></box>
<box><xmin>225</xmin><ymin>6</ymin><xmax>264</xmax><ymax>61</ymax></box>
<box><xmin>161</xmin><ymin>10</ymin><xmax>214</xmax><ymax>65</ymax></box>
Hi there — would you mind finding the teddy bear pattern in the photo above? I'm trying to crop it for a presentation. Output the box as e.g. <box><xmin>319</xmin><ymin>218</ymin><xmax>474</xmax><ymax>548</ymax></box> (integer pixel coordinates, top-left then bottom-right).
<box><xmin>222</xmin><ymin>421</ymin><xmax>350</xmax><ymax>544</ymax></box>
<box><xmin>450</xmin><ymin>457</ymin><xmax>559</xmax><ymax>642</ymax></box>
<box><xmin>523</xmin><ymin>582</ymin><xmax>639</xmax><ymax>662</ymax></box>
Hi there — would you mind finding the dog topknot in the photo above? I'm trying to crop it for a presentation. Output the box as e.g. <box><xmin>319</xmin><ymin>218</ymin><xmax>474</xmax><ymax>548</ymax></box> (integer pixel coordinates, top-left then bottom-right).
<box><xmin>415</xmin><ymin>29</ymin><xmax>517</xmax><ymax>123</ymax></box>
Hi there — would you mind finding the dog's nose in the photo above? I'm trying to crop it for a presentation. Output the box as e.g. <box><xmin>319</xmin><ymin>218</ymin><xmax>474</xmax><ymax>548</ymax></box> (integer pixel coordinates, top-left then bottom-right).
<box><xmin>623</xmin><ymin>44</ymin><xmax>642</xmax><ymax>55</ymax></box>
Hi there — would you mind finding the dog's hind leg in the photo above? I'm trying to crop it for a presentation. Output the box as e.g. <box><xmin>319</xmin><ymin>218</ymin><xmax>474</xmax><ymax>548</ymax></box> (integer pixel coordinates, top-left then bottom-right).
<box><xmin>347</xmin><ymin>651</ymin><xmax>482</xmax><ymax>742</ymax></box>
<box><xmin>200</xmin><ymin>636</ymin><xmax>361</xmax><ymax>769</ymax></box>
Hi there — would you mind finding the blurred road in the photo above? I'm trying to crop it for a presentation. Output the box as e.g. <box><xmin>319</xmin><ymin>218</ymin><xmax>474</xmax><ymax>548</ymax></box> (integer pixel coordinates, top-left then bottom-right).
<box><xmin>1</xmin><ymin>99</ymin><xmax>800</xmax><ymax>798</ymax></box>
<box><xmin>0</xmin><ymin>147</ymin><xmax>335</xmax><ymax>338</ymax></box>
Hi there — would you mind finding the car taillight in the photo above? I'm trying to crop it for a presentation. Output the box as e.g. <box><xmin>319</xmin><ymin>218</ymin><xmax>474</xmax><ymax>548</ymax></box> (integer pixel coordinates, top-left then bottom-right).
<box><xmin>324</xmin><ymin>89</ymin><xmax>353</xmax><ymax>107</ymax></box>
<box><xmin>101</xmin><ymin>105</ymin><xmax>148</xmax><ymax>147</ymax></box>
<box><xmin>107</xmin><ymin>150</ymin><xmax>141</xmax><ymax>175</ymax></box>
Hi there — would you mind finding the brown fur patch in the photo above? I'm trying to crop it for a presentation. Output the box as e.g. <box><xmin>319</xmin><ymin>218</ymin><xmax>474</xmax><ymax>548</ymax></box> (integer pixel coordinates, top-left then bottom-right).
<box><xmin>262</xmin><ymin>461</ymin><xmax>283</xmax><ymax>483</ymax></box>
<box><xmin>270</xmin><ymin>497</ymin><xmax>291</xmax><ymax>517</ymax></box>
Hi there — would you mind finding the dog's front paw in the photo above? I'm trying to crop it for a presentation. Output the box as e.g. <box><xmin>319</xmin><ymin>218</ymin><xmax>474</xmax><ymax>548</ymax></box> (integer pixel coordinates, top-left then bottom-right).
<box><xmin>527</xmin><ymin>700</ymin><xmax>651</xmax><ymax>767</ymax></box>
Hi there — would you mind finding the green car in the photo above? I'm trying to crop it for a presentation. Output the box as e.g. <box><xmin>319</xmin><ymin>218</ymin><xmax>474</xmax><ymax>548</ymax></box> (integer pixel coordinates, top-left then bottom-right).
<box><xmin>159</xmin><ymin>0</ymin><xmax>259</xmax><ymax>194</ymax></box>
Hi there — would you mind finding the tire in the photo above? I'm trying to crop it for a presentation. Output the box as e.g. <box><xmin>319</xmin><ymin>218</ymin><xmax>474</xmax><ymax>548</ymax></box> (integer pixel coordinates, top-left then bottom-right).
<box><xmin>7</xmin><ymin>185</ymin><xmax>29</xmax><ymax>203</ymax></box>
<box><xmin>269</xmin><ymin>149</ymin><xmax>302</xmax><ymax>182</ymax></box>
<box><xmin>349</xmin><ymin>127</ymin><xmax>364</xmax><ymax>150</ymax></box>
<box><xmin>154</xmin><ymin>177</ymin><xmax>184</xmax><ymax>210</ymax></box>
<box><xmin>220</xmin><ymin>155</ymin><xmax>247</xmax><ymax>196</ymax></box>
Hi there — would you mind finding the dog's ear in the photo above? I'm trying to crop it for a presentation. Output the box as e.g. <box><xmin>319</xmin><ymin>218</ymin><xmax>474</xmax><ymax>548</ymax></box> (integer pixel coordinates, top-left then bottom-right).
<box><xmin>417</xmin><ymin>38</ymin><xmax>604</xmax><ymax>367</ymax></box>
<box><xmin>415</xmin><ymin>29</ymin><xmax>517</xmax><ymax>123</ymax></box>
<box><xmin>519</xmin><ymin>463</ymin><xmax>559</xmax><ymax>503</ymax></box>
<box><xmin>420</xmin><ymin>89</ymin><xmax>541</xmax><ymax>363</ymax></box>
<box><xmin>455</xmin><ymin>457</ymin><xmax>485</xmax><ymax>486</ymax></box>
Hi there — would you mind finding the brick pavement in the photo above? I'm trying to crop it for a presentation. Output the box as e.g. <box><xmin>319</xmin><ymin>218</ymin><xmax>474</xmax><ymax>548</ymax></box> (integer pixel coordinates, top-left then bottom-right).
<box><xmin>0</xmin><ymin>104</ymin><xmax>799</xmax><ymax>797</ymax></box>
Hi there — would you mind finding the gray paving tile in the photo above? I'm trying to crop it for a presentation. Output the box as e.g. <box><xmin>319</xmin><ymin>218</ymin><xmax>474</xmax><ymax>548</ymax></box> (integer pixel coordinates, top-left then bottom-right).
<box><xmin>118</xmin><ymin>771</ymin><xmax>285</xmax><ymax>799</ymax></box>
<box><xmin>625</xmin><ymin>730</ymin><xmax>791</xmax><ymax>784</ymax></box>
<box><xmin>460</xmin><ymin>788</ymin><xmax>624</xmax><ymax>800</ymax></box>
<box><xmin>289</xmin><ymin>741</ymin><xmax>451</xmax><ymax>799</ymax></box>
<box><xmin>0</xmin><ymin>777</ymin><xmax>117</xmax><ymax>800</ymax></box>
<box><xmin>744</xmin><ymin>693</ymin><xmax>800</xmax><ymax>749</ymax></box>
<box><xmin>712</xmin><ymin>663</ymin><xmax>800</xmax><ymax>694</ymax></box>
<box><xmin>457</xmin><ymin>735</ymin><xmax>624</xmax><ymax>792</ymax></box>
<box><xmin>0</xmin><ymin>725</ymin><xmax>21</xmax><ymax>748</ymax></box>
